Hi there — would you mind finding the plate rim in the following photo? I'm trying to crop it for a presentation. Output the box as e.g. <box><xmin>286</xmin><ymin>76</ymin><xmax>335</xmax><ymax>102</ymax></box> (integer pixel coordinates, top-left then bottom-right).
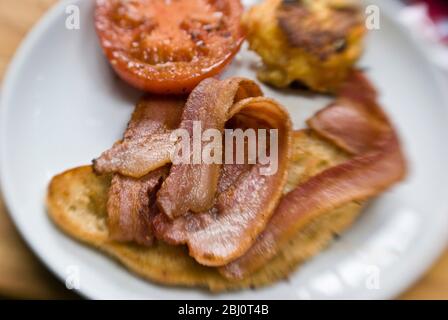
<box><xmin>1</xmin><ymin>0</ymin><xmax>447</xmax><ymax>299</ymax></box>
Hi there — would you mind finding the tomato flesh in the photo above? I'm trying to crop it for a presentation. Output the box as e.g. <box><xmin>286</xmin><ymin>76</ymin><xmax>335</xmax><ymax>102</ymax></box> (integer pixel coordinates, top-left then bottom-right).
<box><xmin>95</xmin><ymin>0</ymin><xmax>245</xmax><ymax>94</ymax></box>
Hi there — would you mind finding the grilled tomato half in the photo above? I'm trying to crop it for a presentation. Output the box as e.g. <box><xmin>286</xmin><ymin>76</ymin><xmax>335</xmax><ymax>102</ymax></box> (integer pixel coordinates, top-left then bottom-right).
<box><xmin>243</xmin><ymin>0</ymin><xmax>366</xmax><ymax>93</ymax></box>
<box><xmin>95</xmin><ymin>0</ymin><xmax>245</xmax><ymax>94</ymax></box>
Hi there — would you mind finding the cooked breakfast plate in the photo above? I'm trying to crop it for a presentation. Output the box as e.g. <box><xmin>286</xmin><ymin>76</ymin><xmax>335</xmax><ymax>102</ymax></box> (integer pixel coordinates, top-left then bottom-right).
<box><xmin>1</xmin><ymin>0</ymin><xmax>448</xmax><ymax>299</ymax></box>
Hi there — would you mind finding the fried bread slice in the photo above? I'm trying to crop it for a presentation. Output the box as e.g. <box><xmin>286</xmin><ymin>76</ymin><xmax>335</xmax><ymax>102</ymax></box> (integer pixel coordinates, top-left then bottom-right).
<box><xmin>47</xmin><ymin>130</ymin><xmax>362</xmax><ymax>291</ymax></box>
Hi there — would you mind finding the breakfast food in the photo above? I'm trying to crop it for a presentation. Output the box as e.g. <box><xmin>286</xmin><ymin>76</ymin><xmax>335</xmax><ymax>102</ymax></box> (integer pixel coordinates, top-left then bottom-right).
<box><xmin>46</xmin><ymin>134</ymin><xmax>360</xmax><ymax>291</ymax></box>
<box><xmin>242</xmin><ymin>0</ymin><xmax>366</xmax><ymax>92</ymax></box>
<box><xmin>95</xmin><ymin>0</ymin><xmax>245</xmax><ymax>94</ymax></box>
<box><xmin>47</xmin><ymin>73</ymin><xmax>406</xmax><ymax>290</ymax></box>
<box><xmin>93</xmin><ymin>77</ymin><xmax>293</xmax><ymax>266</ymax></box>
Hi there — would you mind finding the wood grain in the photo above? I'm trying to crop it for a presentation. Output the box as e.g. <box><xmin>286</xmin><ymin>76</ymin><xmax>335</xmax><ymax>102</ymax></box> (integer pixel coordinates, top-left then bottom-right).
<box><xmin>0</xmin><ymin>0</ymin><xmax>446</xmax><ymax>299</ymax></box>
<box><xmin>0</xmin><ymin>0</ymin><xmax>76</xmax><ymax>299</ymax></box>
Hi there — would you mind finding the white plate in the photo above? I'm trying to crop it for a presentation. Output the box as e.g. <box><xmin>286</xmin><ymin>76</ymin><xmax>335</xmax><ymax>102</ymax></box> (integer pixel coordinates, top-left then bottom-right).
<box><xmin>1</xmin><ymin>0</ymin><xmax>448</xmax><ymax>300</ymax></box>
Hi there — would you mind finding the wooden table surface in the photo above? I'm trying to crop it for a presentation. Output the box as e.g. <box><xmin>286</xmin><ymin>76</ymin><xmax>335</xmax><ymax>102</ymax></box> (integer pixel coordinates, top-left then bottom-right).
<box><xmin>0</xmin><ymin>0</ymin><xmax>447</xmax><ymax>300</ymax></box>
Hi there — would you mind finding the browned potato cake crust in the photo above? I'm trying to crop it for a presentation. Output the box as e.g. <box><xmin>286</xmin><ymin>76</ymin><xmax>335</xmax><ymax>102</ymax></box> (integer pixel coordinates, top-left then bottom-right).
<box><xmin>243</xmin><ymin>0</ymin><xmax>366</xmax><ymax>92</ymax></box>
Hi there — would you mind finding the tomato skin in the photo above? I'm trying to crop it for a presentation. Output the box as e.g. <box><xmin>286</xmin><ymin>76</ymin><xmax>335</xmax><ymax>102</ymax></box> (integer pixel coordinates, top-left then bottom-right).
<box><xmin>95</xmin><ymin>0</ymin><xmax>245</xmax><ymax>94</ymax></box>
<box><xmin>106</xmin><ymin>37</ymin><xmax>244</xmax><ymax>94</ymax></box>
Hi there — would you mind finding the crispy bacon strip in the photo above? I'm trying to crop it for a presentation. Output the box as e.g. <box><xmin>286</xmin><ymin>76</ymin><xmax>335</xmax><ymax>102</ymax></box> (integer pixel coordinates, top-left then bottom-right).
<box><xmin>93</xmin><ymin>97</ymin><xmax>184</xmax><ymax>177</ymax></box>
<box><xmin>307</xmin><ymin>72</ymin><xmax>389</xmax><ymax>154</ymax></box>
<box><xmin>103</xmin><ymin>97</ymin><xmax>184</xmax><ymax>245</ymax></box>
<box><xmin>153</xmin><ymin>96</ymin><xmax>292</xmax><ymax>266</ymax></box>
<box><xmin>157</xmin><ymin>78</ymin><xmax>263</xmax><ymax>218</ymax></box>
<box><xmin>93</xmin><ymin>133</ymin><xmax>175</xmax><ymax>178</ymax></box>
<box><xmin>94</xmin><ymin>78</ymin><xmax>262</xmax><ymax>219</ymax></box>
<box><xmin>107</xmin><ymin>168</ymin><xmax>167</xmax><ymax>245</ymax></box>
<box><xmin>220</xmin><ymin>72</ymin><xmax>407</xmax><ymax>279</ymax></box>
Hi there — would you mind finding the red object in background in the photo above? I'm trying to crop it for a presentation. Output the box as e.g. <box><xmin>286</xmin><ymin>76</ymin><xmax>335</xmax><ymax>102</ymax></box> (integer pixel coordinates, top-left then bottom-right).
<box><xmin>407</xmin><ymin>0</ymin><xmax>448</xmax><ymax>41</ymax></box>
<box><xmin>410</xmin><ymin>0</ymin><xmax>448</xmax><ymax>19</ymax></box>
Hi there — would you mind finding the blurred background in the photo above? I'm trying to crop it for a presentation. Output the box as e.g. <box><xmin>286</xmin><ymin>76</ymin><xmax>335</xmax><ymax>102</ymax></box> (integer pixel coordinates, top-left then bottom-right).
<box><xmin>0</xmin><ymin>0</ymin><xmax>447</xmax><ymax>299</ymax></box>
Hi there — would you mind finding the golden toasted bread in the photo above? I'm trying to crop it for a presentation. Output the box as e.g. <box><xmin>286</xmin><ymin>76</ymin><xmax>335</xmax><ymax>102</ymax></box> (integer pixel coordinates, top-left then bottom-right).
<box><xmin>47</xmin><ymin>130</ymin><xmax>363</xmax><ymax>291</ymax></box>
